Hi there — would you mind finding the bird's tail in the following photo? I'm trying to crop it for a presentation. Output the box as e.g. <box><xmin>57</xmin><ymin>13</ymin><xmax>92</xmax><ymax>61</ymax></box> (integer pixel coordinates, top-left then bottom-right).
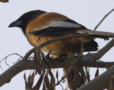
<box><xmin>83</xmin><ymin>40</ymin><xmax>98</xmax><ymax>52</ymax></box>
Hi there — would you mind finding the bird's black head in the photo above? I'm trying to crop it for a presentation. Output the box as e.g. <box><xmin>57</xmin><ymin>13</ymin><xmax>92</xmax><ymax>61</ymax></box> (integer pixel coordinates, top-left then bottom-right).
<box><xmin>9</xmin><ymin>10</ymin><xmax>46</xmax><ymax>34</ymax></box>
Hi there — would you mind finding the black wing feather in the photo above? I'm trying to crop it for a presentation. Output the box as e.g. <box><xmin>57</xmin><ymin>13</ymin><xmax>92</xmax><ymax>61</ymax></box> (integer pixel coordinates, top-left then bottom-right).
<box><xmin>29</xmin><ymin>19</ymin><xmax>87</xmax><ymax>36</ymax></box>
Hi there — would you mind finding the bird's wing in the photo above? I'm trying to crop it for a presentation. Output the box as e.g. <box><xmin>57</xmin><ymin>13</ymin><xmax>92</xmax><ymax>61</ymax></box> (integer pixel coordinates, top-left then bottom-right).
<box><xmin>28</xmin><ymin>19</ymin><xmax>86</xmax><ymax>36</ymax></box>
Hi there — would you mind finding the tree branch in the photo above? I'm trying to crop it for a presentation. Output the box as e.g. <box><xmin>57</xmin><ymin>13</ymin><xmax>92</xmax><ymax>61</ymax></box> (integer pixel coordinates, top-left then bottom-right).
<box><xmin>94</xmin><ymin>8</ymin><xmax>114</xmax><ymax>31</ymax></box>
<box><xmin>0</xmin><ymin>36</ymin><xmax>114</xmax><ymax>87</ymax></box>
<box><xmin>78</xmin><ymin>64</ymin><xmax>114</xmax><ymax>90</ymax></box>
<box><xmin>95</xmin><ymin>38</ymin><xmax>114</xmax><ymax>59</ymax></box>
<box><xmin>0</xmin><ymin>55</ymin><xmax>114</xmax><ymax>87</ymax></box>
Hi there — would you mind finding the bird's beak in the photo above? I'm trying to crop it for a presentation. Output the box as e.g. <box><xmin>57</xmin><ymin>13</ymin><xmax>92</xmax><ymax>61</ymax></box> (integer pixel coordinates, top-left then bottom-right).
<box><xmin>9</xmin><ymin>21</ymin><xmax>22</xmax><ymax>27</ymax></box>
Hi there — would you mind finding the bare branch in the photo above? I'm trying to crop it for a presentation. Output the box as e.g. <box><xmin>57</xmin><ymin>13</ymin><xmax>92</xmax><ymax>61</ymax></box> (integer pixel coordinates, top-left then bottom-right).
<box><xmin>94</xmin><ymin>8</ymin><xmax>114</xmax><ymax>31</ymax></box>
<box><xmin>109</xmin><ymin>75</ymin><xmax>114</xmax><ymax>90</ymax></box>
<box><xmin>77</xmin><ymin>30</ymin><xmax>114</xmax><ymax>39</ymax></box>
<box><xmin>0</xmin><ymin>55</ymin><xmax>114</xmax><ymax>87</ymax></box>
<box><xmin>78</xmin><ymin>64</ymin><xmax>114</xmax><ymax>90</ymax></box>
<box><xmin>95</xmin><ymin>39</ymin><xmax>114</xmax><ymax>59</ymax></box>
<box><xmin>0</xmin><ymin>53</ymin><xmax>23</xmax><ymax>67</ymax></box>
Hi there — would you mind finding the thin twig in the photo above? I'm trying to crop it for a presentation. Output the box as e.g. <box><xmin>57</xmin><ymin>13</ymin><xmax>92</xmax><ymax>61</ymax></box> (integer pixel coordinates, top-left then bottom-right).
<box><xmin>94</xmin><ymin>8</ymin><xmax>114</xmax><ymax>31</ymax></box>
<box><xmin>0</xmin><ymin>53</ymin><xmax>23</xmax><ymax>63</ymax></box>
<box><xmin>0</xmin><ymin>53</ymin><xmax>23</xmax><ymax>67</ymax></box>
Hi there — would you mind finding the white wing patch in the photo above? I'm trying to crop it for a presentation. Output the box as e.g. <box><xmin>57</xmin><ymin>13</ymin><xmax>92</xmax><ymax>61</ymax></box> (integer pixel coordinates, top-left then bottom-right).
<box><xmin>33</xmin><ymin>20</ymin><xmax>81</xmax><ymax>32</ymax></box>
<box><xmin>50</xmin><ymin>21</ymin><xmax>81</xmax><ymax>28</ymax></box>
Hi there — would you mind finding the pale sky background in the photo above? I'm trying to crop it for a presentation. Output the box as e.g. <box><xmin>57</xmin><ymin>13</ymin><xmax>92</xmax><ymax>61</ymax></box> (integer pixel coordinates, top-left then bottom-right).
<box><xmin>0</xmin><ymin>0</ymin><xmax>114</xmax><ymax>90</ymax></box>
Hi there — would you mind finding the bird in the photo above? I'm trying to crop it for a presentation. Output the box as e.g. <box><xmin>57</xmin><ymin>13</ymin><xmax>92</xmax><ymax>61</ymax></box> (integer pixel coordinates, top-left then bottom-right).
<box><xmin>9</xmin><ymin>10</ymin><xmax>98</xmax><ymax>89</ymax></box>
<box><xmin>9</xmin><ymin>10</ymin><xmax>98</xmax><ymax>57</ymax></box>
